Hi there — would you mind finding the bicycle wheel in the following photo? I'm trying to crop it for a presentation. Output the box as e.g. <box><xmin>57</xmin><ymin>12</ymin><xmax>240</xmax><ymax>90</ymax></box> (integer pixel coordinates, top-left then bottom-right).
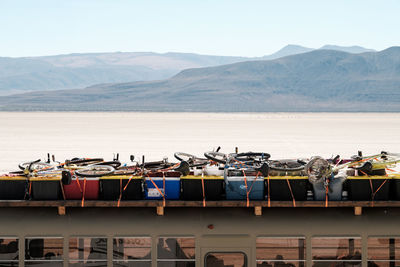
<box><xmin>174</xmin><ymin>152</ymin><xmax>208</xmax><ymax>166</ymax></box>
<box><xmin>18</xmin><ymin>160</ymin><xmax>53</xmax><ymax>171</ymax></box>
<box><xmin>75</xmin><ymin>165</ymin><xmax>115</xmax><ymax>177</ymax></box>
<box><xmin>65</xmin><ymin>158</ymin><xmax>104</xmax><ymax>166</ymax></box>
<box><xmin>305</xmin><ymin>157</ymin><xmax>331</xmax><ymax>184</ymax></box>
<box><xmin>93</xmin><ymin>161</ymin><xmax>121</xmax><ymax>168</ymax></box>
<box><xmin>204</xmin><ymin>151</ymin><xmax>227</xmax><ymax>164</ymax></box>
<box><xmin>269</xmin><ymin>159</ymin><xmax>305</xmax><ymax>172</ymax></box>
<box><xmin>234</xmin><ymin>152</ymin><xmax>271</xmax><ymax>162</ymax></box>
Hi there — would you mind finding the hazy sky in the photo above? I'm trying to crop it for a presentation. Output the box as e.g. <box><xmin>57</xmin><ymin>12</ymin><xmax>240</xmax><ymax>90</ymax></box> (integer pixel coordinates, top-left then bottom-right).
<box><xmin>1</xmin><ymin>0</ymin><xmax>399</xmax><ymax>57</ymax></box>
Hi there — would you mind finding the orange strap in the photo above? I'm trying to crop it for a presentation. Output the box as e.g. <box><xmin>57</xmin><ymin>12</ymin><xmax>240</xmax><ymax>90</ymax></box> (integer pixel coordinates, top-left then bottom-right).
<box><xmin>369</xmin><ymin>178</ymin><xmax>388</xmax><ymax>203</ymax></box>
<box><xmin>158</xmin><ymin>163</ymin><xmax>180</xmax><ymax>172</ymax></box>
<box><xmin>201</xmin><ymin>177</ymin><xmax>206</xmax><ymax>207</ymax></box>
<box><xmin>117</xmin><ymin>178</ymin><xmax>122</xmax><ymax>207</ymax></box>
<box><xmin>28</xmin><ymin>180</ymin><xmax>32</xmax><ymax>196</ymax></box>
<box><xmin>75</xmin><ymin>174</ymin><xmax>82</xmax><ymax>193</ymax></box>
<box><xmin>242</xmin><ymin>170</ymin><xmax>249</xmax><ymax>207</ymax></box>
<box><xmin>286</xmin><ymin>179</ymin><xmax>296</xmax><ymax>207</ymax></box>
<box><xmin>59</xmin><ymin>180</ymin><xmax>66</xmax><ymax>200</ymax></box>
<box><xmin>163</xmin><ymin>172</ymin><xmax>166</xmax><ymax>199</ymax></box>
<box><xmin>325</xmin><ymin>185</ymin><xmax>329</xmax><ymax>208</ymax></box>
<box><xmin>267</xmin><ymin>176</ymin><xmax>270</xmax><ymax>207</ymax></box>
<box><xmin>81</xmin><ymin>178</ymin><xmax>86</xmax><ymax>207</ymax></box>
<box><xmin>123</xmin><ymin>175</ymin><xmax>133</xmax><ymax>191</ymax></box>
<box><xmin>147</xmin><ymin>174</ymin><xmax>166</xmax><ymax>207</ymax></box>
<box><xmin>386</xmin><ymin>167</ymin><xmax>397</xmax><ymax>173</ymax></box>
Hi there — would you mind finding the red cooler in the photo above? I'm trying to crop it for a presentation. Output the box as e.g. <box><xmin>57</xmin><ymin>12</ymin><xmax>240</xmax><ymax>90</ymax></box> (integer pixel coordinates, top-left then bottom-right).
<box><xmin>63</xmin><ymin>177</ymin><xmax>100</xmax><ymax>200</ymax></box>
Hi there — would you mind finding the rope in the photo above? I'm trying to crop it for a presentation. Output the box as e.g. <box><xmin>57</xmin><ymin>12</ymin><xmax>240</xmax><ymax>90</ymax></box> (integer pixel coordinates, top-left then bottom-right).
<box><xmin>286</xmin><ymin>178</ymin><xmax>296</xmax><ymax>207</ymax></box>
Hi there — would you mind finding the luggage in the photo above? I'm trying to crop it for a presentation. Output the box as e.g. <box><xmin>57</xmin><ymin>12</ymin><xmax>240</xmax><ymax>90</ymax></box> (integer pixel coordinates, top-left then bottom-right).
<box><xmin>225</xmin><ymin>169</ymin><xmax>264</xmax><ymax>200</ymax></box>
<box><xmin>391</xmin><ymin>174</ymin><xmax>400</xmax><ymax>200</ymax></box>
<box><xmin>100</xmin><ymin>175</ymin><xmax>144</xmax><ymax>200</ymax></box>
<box><xmin>347</xmin><ymin>176</ymin><xmax>390</xmax><ymax>201</ymax></box>
<box><xmin>0</xmin><ymin>175</ymin><xmax>28</xmax><ymax>200</ymax></box>
<box><xmin>265</xmin><ymin>176</ymin><xmax>308</xmax><ymax>201</ymax></box>
<box><xmin>30</xmin><ymin>176</ymin><xmax>62</xmax><ymax>200</ymax></box>
<box><xmin>180</xmin><ymin>175</ymin><xmax>225</xmax><ymax>200</ymax></box>
<box><xmin>145</xmin><ymin>171</ymin><xmax>181</xmax><ymax>200</ymax></box>
<box><xmin>312</xmin><ymin>174</ymin><xmax>346</xmax><ymax>201</ymax></box>
<box><xmin>63</xmin><ymin>177</ymin><xmax>100</xmax><ymax>200</ymax></box>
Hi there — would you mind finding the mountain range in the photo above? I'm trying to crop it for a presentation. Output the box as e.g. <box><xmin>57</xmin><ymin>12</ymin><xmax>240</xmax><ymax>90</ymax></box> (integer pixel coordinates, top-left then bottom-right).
<box><xmin>0</xmin><ymin>46</ymin><xmax>398</xmax><ymax>112</ymax></box>
<box><xmin>0</xmin><ymin>44</ymin><xmax>374</xmax><ymax>95</ymax></box>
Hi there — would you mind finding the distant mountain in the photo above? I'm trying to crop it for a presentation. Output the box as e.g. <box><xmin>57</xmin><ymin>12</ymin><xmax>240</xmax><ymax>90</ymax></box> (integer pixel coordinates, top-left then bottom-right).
<box><xmin>0</xmin><ymin>45</ymin><xmax>376</xmax><ymax>96</ymax></box>
<box><xmin>319</xmin><ymin>45</ymin><xmax>375</xmax><ymax>53</ymax></box>
<box><xmin>262</xmin><ymin>44</ymin><xmax>314</xmax><ymax>60</ymax></box>
<box><xmin>1</xmin><ymin>47</ymin><xmax>399</xmax><ymax>112</ymax></box>
<box><xmin>0</xmin><ymin>52</ymin><xmax>249</xmax><ymax>95</ymax></box>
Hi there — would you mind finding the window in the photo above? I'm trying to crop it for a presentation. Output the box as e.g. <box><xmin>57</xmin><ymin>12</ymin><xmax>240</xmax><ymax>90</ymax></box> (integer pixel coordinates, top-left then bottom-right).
<box><xmin>256</xmin><ymin>237</ymin><xmax>306</xmax><ymax>267</ymax></box>
<box><xmin>25</xmin><ymin>237</ymin><xmax>63</xmax><ymax>266</ymax></box>
<box><xmin>157</xmin><ymin>237</ymin><xmax>195</xmax><ymax>267</ymax></box>
<box><xmin>113</xmin><ymin>237</ymin><xmax>151</xmax><ymax>267</ymax></box>
<box><xmin>206</xmin><ymin>252</ymin><xmax>246</xmax><ymax>267</ymax></box>
<box><xmin>0</xmin><ymin>238</ymin><xmax>18</xmax><ymax>267</ymax></box>
<box><xmin>368</xmin><ymin>237</ymin><xmax>400</xmax><ymax>267</ymax></box>
<box><xmin>69</xmin><ymin>237</ymin><xmax>107</xmax><ymax>267</ymax></box>
<box><xmin>312</xmin><ymin>237</ymin><xmax>361</xmax><ymax>266</ymax></box>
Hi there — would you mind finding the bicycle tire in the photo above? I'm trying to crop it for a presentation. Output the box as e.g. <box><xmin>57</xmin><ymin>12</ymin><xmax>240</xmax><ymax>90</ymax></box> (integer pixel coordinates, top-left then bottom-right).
<box><xmin>75</xmin><ymin>165</ymin><xmax>115</xmax><ymax>177</ymax></box>
<box><xmin>65</xmin><ymin>158</ymin><xmax>104</xmax><ymax>166</ymax></box>
<box><xmin>18</xmin><ymin>160</ymin><xmax>53</xmax><ymax>171</ymax></box>
<box><xmin>93</xmin><ymin>161</ymin><xmax>121</xmax><ymax>168</ymax></box>
<box><xmin>269</xmin><ymin>159</ymin><xmax>305</xmax><ymax>172</ymax></box>
<box><xmin>305</xmin><ymin>156</ymin><xmax>331</xmax><ymax>184</ymax></box>
<box><xmin>204</xmin><ymin>151</ymin><xmax>227</xmax><ymax>164</ymax></box>
<box><xmin>174</xmin><ymin>152</ymin><xmax>208</xmax><ymax>166</ymax></box>
<box><xmin>234</xmin><ymin>152</ymin><xmax>271</xmax><ymax>161</ymax></box>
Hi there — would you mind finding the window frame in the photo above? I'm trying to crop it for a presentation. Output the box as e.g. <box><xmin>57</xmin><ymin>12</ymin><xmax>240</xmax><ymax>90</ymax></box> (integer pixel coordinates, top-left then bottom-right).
<box><xmin>311</xmin><ymin>236</ymin><xmax>362</xmax><ymax>264</ymax></box>
<box><xmin>368</xmin><ymin>236</ymin><xmax>400</xmax><ymax>265</ymax></box>
<box><xmin>0</xmin><ymin>236</ymin><xmax>19</xmax><ymax>265</ymax></box>
<box><xmin>256</xmin><ymin>236</ymin><xmax>306</xmax><ymax>266</ymax></box>
<box><xmin>24</xmin><ymin>236</ymin><xmax>64</xmax><ymax>265</ymax></box>
<box><xmin>112</xmin><ymin>236</ymin><xmax>152</xmax><ymax>265</ymax></box>
<box><xmin>156</xmin><ymin>236</ymin><xmax>196</xmax><ymax>264</ymax></box>
<box><xmin>205</xmin><ymin>251</ymin><xmax>248</xmax><ymax>267</ymax></box>
<box><xmin>68</xmin><ymin>236</ymin><xmax>108</xmax><ymax>264</ymax></box>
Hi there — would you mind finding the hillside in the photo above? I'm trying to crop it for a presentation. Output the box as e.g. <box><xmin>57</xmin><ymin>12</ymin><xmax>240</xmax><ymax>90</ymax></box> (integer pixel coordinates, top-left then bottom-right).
<box><xmin>0</xmin><ymin>45</ymin><xmax>374</xmax><ymax>96</ymax></box>
<box><xmin>0</xmin><ymin>47</ymin><xmax>399</xmax><ymax>112</ymax></box>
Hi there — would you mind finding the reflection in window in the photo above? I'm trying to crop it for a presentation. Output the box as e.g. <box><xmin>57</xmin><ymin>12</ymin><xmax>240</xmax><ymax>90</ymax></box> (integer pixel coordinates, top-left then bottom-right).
<box><xmin>69</xmin><ymin>237</ymin><xmax>107</xmax><ymax>267</ymax></box>
<box><xmin>24</xmin><ymin>237</ymin><xmax>63</xmax><ymax>267</ymax></box>
<box><xmin>157</xmin><ymin>237</ymin><xmax>195</xmax><ymax>267</ymax></box>
<box><xmin>312</xmin><ymin>237</ymin><xmax>361</xmax><ymax>267</ymax></box>
<box><xmin>256</xmin><ymin>237</ymin><xmax>305</xmax><ymax>267</ymax></box>
<box><xmin>0</xmin><ymin>238</ymin><xmax>18</xmax><ymax>266</ymax></box>
<box><xmin>113</xmin><ymin>237</ymin><xmax>151</xmax><ymax>267</ymax></box>
<box><xmin>368</xmin><ymin>237</ymin><xmax>400</xmax><ymax>267</ymax></box>
<box><xmin>206</xmin><ymin>252</ymin><xmax>246</xmax><ymax>267</ymax></box>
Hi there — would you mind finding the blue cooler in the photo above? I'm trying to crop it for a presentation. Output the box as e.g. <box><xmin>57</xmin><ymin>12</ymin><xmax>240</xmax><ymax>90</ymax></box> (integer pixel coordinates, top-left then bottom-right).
<box><xmin>225</xmin><ymin>168</ymin><xmax>265</xmax><ymax>200</ymax></box>
<box><xmin>145</xmin><ymin>171</ymin><xmax>181</xmax><ymax>200</ymax></box>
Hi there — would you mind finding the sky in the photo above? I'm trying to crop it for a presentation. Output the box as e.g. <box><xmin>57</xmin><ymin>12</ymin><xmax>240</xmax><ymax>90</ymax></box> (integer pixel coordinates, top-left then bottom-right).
<box><xmin>0</xmin><ymin>0</ymin><xmax>399</xmax><ymax>57</ymax></box>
